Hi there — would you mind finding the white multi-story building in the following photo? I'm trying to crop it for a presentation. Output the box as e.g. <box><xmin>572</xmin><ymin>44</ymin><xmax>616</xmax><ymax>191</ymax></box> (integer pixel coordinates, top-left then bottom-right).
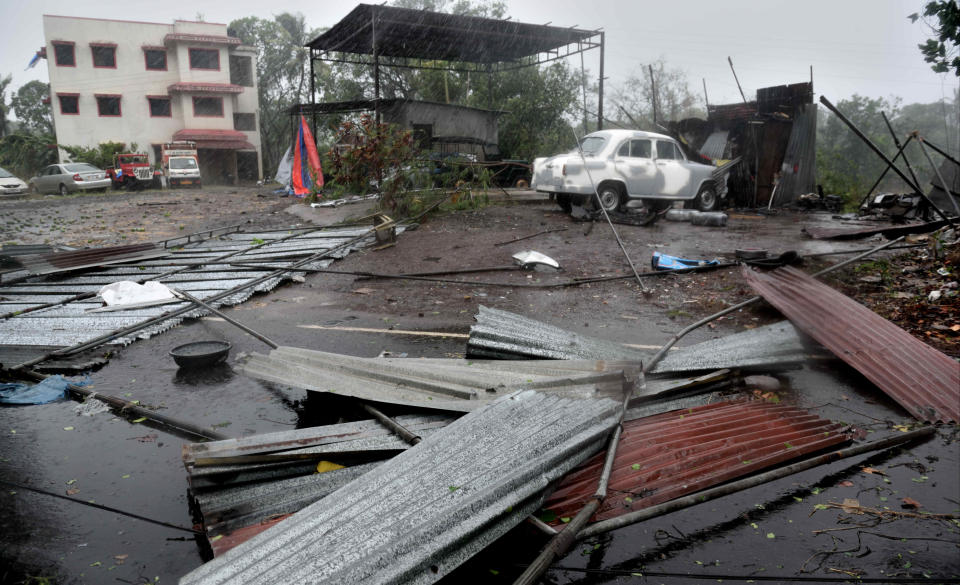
<box><xmin>42</xmin><ymin>15</ymin><xmax>262</xmax><ymax>184</ymax></box>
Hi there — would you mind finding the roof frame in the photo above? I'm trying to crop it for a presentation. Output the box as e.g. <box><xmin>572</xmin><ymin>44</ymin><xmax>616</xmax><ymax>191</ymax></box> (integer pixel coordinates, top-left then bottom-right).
<box><xmin>304</xmin><ymin>3</ymin><xmax>605</xmax><ymax>128</ymax></box>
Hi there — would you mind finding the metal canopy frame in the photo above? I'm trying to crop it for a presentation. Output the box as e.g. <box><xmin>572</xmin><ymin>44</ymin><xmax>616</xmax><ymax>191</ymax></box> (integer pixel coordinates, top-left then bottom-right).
<box><xmin>305</xmin><ymin>3</ymin><xmax>605</xmax><ymax>129</ymax></box>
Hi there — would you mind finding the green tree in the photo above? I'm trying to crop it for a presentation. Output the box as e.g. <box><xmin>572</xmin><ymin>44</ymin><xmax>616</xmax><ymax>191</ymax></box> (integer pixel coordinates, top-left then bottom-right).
<box><xmin>0</xmin><ymin>74</ymin><xmax>12</xmax><ymax>138</ymax></box>
<box><xmin>11</xmin><ymin>80</ymin><xmax>53</xmax><ymax>135</ymax></box>
<box><xmin>228</xmin><ymin>13</ymin><xmax>322</xmax><ymax>176</ymax></box>
<box><xmin>910</xmin><ymin>1</ymin><xmax>960</xmax><ymax>76</ymax></box>
<box><xmin>817</xmin><ymin>95</ymin><xmax>903</xmax><ymax>203</ymax></box>
<box><xmin>0</xmin><ymin>132</ymin><xmax>58</xmax><ymax>179</ymax></box>
<box><xmin>612</xmin><ymin>60</ymin><xmax>705</xmax><ymax>131</ymax></box>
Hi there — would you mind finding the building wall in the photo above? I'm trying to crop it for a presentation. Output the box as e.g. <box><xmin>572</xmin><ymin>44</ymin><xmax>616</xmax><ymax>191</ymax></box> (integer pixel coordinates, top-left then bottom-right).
<box><xmin>43</xmin><ymin>15</ymin><xmax>261</xmax><ymax>179</ymax></box>
<box><xmin>382</xmin><ymin>101</ymin><xmax>499</xmax><ymax>144</ymax></box>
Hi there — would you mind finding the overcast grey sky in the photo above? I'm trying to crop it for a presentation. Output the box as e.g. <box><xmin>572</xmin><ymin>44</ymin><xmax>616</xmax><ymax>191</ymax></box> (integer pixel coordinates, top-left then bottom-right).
<box><xmin>2</xmin><ymin>0</ymin><xmax>957</xmax><ymax>112</ymax></box>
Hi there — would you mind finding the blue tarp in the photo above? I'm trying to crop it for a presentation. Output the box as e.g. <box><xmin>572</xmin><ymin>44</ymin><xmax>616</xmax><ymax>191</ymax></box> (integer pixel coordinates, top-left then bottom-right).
<box><xmin>652</xmin><ymin>251</ymin><xmax>720</xmax><ymax>271</ymax></box>
<box><xmin>0</xmin><ymin>376</ymin><xmax>85</xmax><ymax>405</ymax></box>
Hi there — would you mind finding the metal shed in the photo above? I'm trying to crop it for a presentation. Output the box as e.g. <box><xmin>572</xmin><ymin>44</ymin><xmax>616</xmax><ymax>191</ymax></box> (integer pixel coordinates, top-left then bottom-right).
<box><xmin>303</xmin><ymin>3</ymin><xmax>604</xmax><ymax>127</ymax></box>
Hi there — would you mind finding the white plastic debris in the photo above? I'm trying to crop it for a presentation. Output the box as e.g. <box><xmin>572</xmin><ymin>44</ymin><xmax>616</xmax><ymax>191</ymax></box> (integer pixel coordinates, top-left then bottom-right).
<box><xmin>98</xmin><ymin>281</ymin><xmax>175</xmax><ymax>306</ymax></box>
<box><xmin>512</xmin><ymin>250</ymin><xmax>560</xmax><ymax>270</ymax></box>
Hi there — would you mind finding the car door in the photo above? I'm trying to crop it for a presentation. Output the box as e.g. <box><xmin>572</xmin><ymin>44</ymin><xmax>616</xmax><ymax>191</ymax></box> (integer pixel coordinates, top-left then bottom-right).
<box><xmin>36</xmin><ymin>166</ymin><xmax>58</xmax><ymax>193</ymax></box>
<box><xmin>653</xmin><ymin>140</ymin><xmax>694</xmax><ymax>198</ymax></box>
<box><xmin>613</xmin><ymin>138</ymin><xmax>656</xmax><ymax>196</ymax></box>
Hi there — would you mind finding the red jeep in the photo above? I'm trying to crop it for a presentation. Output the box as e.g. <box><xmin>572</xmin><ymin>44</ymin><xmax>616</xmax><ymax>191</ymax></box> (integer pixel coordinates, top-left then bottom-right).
<box><xmin>105</xmin><ymin>154</ymin><xmax>158</xmax><ymax>190</ymax></box>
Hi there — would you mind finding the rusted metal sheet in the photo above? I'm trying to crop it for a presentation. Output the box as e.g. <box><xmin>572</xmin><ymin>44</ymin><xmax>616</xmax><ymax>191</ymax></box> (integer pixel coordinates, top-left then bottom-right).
<box><xmin>543</xmin><ymin>400</ymin><xmax>849</xmax><ymax>524</ymax></box>
<box><xmin>743</xmin><ymin>265</ymin><xmax>960</xmax><ymax>423</ymax></box>
<box><xmin>17</xmin><ymin>243</ymin><xmax>170</xmax><ymax>275</ymax></box>
<box><xmin>803</xmin><ymin>219</ymin><xmax>948</xmax><ymax>240</ymax></box>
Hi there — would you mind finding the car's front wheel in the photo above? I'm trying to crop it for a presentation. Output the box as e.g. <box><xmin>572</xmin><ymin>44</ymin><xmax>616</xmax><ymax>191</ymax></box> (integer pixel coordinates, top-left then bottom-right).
<box><xmin>595</xmin><ymin>184</ymin><xmax>624</xmax><ymax>212</ymax></box>
<box><xmin>693</xmin><ymin>184</ymin><xmax>718</xmax><ymax>212</ymax></box>
<box><xmin>58</xmin><ymin>184</ymin><xmax>69</xmax><ymax>196</ymax></box>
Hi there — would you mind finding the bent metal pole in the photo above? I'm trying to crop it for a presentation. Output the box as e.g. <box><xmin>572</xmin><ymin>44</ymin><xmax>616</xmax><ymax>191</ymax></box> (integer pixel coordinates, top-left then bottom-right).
<box><xmin>570</xmin><ymin>129</ymin><xmax>650</xmax><ymax>294</ymax></box>
<box><xmin>819</xmin><ymin>95</ymin><xmax>956</xmax><ymax>228</ymax></box>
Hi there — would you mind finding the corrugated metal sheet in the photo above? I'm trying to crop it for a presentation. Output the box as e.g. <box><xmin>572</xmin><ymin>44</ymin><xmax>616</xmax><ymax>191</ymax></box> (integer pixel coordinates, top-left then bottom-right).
<box><xmin>0</xmin><ymin>226</ymin><xmax>385</xmax><ymax>354</ymax></box>
<box><xmin>651</xmin><ymin>320</ymin><xmax>823</xmax><ymax>374</ymax></box>
<box><xmin>179</xmin><ymin>390</ymin><xmax>620</xmax><ymax>585</ymax></box>
<box><xmin>699</xmin><ymin>130</ymin><xmax>729</xmax><ymax>160</ymax></box>
<box><xmin>185</xmin><ymin>414</ymin><xmax>458</xmax><ymax>555</ymax></box>
<box><xmin>16</xmin><ymin>243</ymin><xmax>171</xmax><ymax>275</ymax></box>
<box><xmin>467</xmin><ymin>307</ymin><xmax>821</xmax><ymax>374</ymax></box>
<box><xmin>467</xmin><ymin>305</ymin><xmax>641</xmax><ymax>361</ymax></box>
<box><xmin>743</xmin><ymin>265</ymin><xmax>960</xmax><ymax>423</ymax></box>
<box><xmin>803</xmin><ymin>219</ymin><xmax>948</xmax><ymax>240</ymax></box>
<box><xmin>543</xmin><ymin>399</ymin><xmax>849</xmax><ymax>524</ymax></box>
<box><xmin>238</xmin><ymin>345</ymin><xmax>627</xmax><ymax>411</ymax></box>
<box><xmin>776</xmin><ymin>104</ymin><xmax>817</xmax><ymax>205</ymax></box>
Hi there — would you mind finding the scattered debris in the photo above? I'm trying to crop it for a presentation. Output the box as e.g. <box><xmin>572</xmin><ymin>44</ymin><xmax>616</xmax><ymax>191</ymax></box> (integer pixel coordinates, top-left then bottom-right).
<box><xmin>179</xmin><ymin>390</ymin><xmax>621</xmax><ymax>585</ymax></box>
<box><xmin>512</xmin><ymin>250</ymin><xmax>560</xmax><ymax>270</ymax></box>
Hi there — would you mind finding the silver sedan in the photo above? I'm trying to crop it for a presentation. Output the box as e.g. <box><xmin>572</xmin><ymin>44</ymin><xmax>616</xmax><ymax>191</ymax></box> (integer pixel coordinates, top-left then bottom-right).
<box><xmin>30</xmin><ymin>163</ymin><xmax>112</xmax><ymax>195</ymax></box>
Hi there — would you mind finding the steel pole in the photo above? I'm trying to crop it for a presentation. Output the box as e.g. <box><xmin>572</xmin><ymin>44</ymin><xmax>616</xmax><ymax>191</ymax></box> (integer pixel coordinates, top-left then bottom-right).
<box><xmin>917</xmin><ymin>135</ymin><xmax>960</xmax><ymax>216</ymax></box>
<box><xmin>819</xmin><ymin>96</ymin><xmax>956</xmax><ymax>228</ymax></box>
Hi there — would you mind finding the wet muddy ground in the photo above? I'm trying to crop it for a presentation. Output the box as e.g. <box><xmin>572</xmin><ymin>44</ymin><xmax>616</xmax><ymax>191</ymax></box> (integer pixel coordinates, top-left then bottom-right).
<box><xmin>1</xmin><ymin>188</ymin><xmax>957</xmax><ymax>584</ymax></box>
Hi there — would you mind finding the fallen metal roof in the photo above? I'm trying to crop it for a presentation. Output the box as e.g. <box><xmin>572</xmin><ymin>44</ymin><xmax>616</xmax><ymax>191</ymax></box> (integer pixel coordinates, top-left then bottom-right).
<box><xmin>468</xmin><ymin>306</ymin><xmax>823</xmax><ymax>373</ymax></box>
<box><xmin>0</xmin><ymin>227</ymin><xmax>386</xmax><ymax>364</ymax></box>
<box><xmin>467</xmin><ymin>305</ymin><xmax>643</xmax><ymax>361</ymax></box>
<box><xmin>743</xmin><ymin>265</ymin><xmax>960</xmax><ymax>423</ymax></box>
<box><xmin>184</xmin><ymin>414</ymin><xmax>457</xmax><ymax>555</ymax></box>
<box><xmin>179</xmin><ymin>390</ymin><xmax>620</xmax><ymax>585</ymax></box>
<box><xmin>15</xmin><ymin>243</ymin><xmax>171</xmax><ymax>275</ymax></box>
<box><xmin>803</xmin><ymin>219</ymin><xmax>948</xmax><ymax>240</ymax></box>
<box><xmin>238</xmin><ymin>345</ymin><xmax>627</xmax><ymax>411</ymax></box>
<box><xmin>651</xmin><ymin>320</ymin><xmax>825</xmax><ymax>374</ymax></box>
<box><xmin>543</xmin><ymin>399</ymin><xmax>849</xmax><ymax>524</ymax></box>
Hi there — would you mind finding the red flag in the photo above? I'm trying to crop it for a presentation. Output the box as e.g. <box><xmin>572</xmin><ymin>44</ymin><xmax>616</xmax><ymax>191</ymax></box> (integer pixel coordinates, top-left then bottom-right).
<box><xmin>292</xmin><ymin>115</ymin><xmax>323</xmax><ymax>196</ymax></box>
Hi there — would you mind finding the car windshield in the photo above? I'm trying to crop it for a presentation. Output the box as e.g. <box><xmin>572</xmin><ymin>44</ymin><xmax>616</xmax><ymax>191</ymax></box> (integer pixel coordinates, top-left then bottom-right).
<box><xmin>170</xmin><ymin>158</ymin><xmax>198</xmax><ymax>169</ymax></box>
<box><xmin>577</xmin><ymin>136</ymin><xmax>606</xmax><ymax>156</ymax></box>
<box><xmin>64</xmin><ymin>163</ymin><xmax>100</xmax><ymax>172</ymax></box>
<box><xmin>0</xmin><ymin>167</ymin><xmax>13</xmax><ymax>178</ymax></box>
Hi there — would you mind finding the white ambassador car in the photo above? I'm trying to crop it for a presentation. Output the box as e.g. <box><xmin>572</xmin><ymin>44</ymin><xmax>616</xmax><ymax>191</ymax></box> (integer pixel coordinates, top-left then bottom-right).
<box><xmin>531</xmin><ymin>129</ymin><xmax>724</xmax><ymax>213</ymax></box>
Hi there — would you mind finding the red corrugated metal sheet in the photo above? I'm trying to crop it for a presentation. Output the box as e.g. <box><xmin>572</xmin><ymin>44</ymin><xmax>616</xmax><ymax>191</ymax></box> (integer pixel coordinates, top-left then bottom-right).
<box><xmin>18</xmin><ymin>243</ymin><xmax>169</xmax><ymax>275</ymax></box>
<box><xmin>743</xmin><ymin>265</ymin><xmax>960</xmax><ymax>423</ymax></box>
<box><xmin>544</xmin><ymin>400</ymin><xmax>848</xmax><ymax>524</ymax></box>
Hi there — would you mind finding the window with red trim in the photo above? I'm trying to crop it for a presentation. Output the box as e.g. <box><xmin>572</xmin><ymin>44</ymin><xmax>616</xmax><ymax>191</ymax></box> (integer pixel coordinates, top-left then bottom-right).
<box><xmin>58</xmin><ymin>94</ymin><xmax>79</xmax><ymax>115</ymax></box>
<box><xmin>148</xmin><ymin>96</ymin><xmax>171</xmax><ymax>117</ymax></box>
<box><xmin>144</xmin><ymin>49</ymin><xmax>167</xmax><ymax>71</ymax></box>
<box><xmin>96</xmin><ymin>95</ymin><xmax>121</xmax><ymax>117</ymax></box>
<box><xmin>53</xmin><ymin>42</ymin><xmax>75</xmax><ymax>67</ymax></box>
<box><xmin>193</xmin><ymin>96</ymin><xmax>223</xmax><ymax>117</ymax></box>
<box><xmin>188</xmin><ymin>48</ymin><xmax>219</xmax><ymax>70</ymax></box>
<box><xmin>233</xmin><ymin>113</ymin><xmax>256</xmax><ymax>131</ymax></box>
<box><xmin>91</xmin><ymin>44</ymin><xmax>116</xmax><ymax>68</ymax></box>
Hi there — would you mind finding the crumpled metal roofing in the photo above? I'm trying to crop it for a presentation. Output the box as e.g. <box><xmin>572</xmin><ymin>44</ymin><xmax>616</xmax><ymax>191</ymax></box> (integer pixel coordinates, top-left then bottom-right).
<box><xmin>543</xmin><ymin>399</ymin><xmax>849</xmax><ymax>524</ymax></box>
<box><xmin>14</xmin><ymin>243</ymin><xmax>170</xmax><ymax>275</ymax></box>
<box><xmin>468</xmin><ymin>306</ymin><xmax>822</xmax><ymax>374</ymax></box>
<box><xmin>651</xmin><ymin>320</ymin><xmax>825</xmax><ymax>374</ymax></box>
<box><xmin>185</xmin><ymin>414</ymin><xmax>457</xmax><ymax>556</ymax></box>
<box><xmin>0</xmin><ymin>227</ymin><xmax>385</xmax><ymax>359</ymax></box>
<box><xmin>239</xmin><ymin>345</ymin><xmax>628</xmax><ymax>411</ymax></box>
<box><xmin>467</xmin><ymin>305</ymin><xmax>644</xmax><ymax>361</ymax></box>
<box><xmin>743</xmin><ymin>264</ymin><xmax>960</xmax><ymax>423</ymax></box>
<box><xmin>179</xmin><ymin>390</ymin><xmax>620</xmax><ymax>585</ymax></box>
<box><xmin>803</xmin><ymin>219</ymin><xmax>948</xmax><ymax>240</ymax></box>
